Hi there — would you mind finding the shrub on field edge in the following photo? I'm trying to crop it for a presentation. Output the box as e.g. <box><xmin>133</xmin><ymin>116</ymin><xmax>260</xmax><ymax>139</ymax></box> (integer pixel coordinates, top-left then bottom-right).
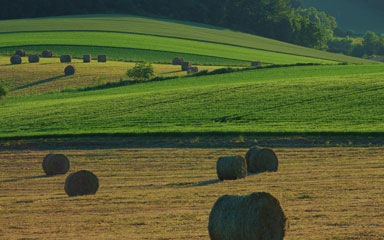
<box><xmin>0</xmin><ymin>85</ymin><xmax>8</xmax><ymax>98</ymax></box>
<box><xmin>126</xmin><ymin>62</ymin><xmax>155</xmax><ymax>81</ymax></box>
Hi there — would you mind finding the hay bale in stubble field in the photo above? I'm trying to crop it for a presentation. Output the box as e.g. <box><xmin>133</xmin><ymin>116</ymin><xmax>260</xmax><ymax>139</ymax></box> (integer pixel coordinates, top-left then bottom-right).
<box><xmin>64</xmin><ymin>65</ymin><xmax>75</xmax><ymax>75</ymax></box>
<box><xmin>28</xmin><ymin>54</ymin><xmax>40</xmax><ymax>63</ymax></box>
<box><xmin>42</xmin><ymin>50</ymin><xmax>53</xmax><ymax>58</ymax></box>
<box><xmin>189</xmin><ymin>66</ymin><xmax>199</xmax><ymax>73</ymax></box>
<box><xmin>216</xmin><ymin>156</ymin><xmax>247</xmax><ymax>181</ymax></box>
<box><xmin>83</xmin><ymin>54</ymin><xmax>91</xmax><ymax>63</ymax></box>
<box><xmin>98</xmin><ymin>55</ymin><xmax>107</xmax><ymax>62</ymax></box>
<box><xmin>65</xmin><ymin>170</ymin><xmax>99</xmax><ymax>197</ymax></box>
<box><xmin>60</xmin><ymin>55</ymin><xmax>72</xmax><ymax>63</ymax></box>
<box><xmin>172</xmin><ymin>57</ymin><xmax>184</xmax><ymax>65</ymax></box>
<box><xmin>42</xmin><ymin>154</ymin><xmax>70</xmax><ymax>175</ymax></box>
<box><xmin>10</xmin><ymin>55</ymin><xmax>22</xmax><ymax>64</ymax></box>
<box><xmin>208</xmin><ymin>192</ymin><xmax>286</xmax><ymax>240</ymax></box>
<box><xmin>15</xmin><ymin>49</ymin><xmax>26</xmax><ymax>57</ymax></box>
<box><xmin>245</xmin><ymin>147</ymin><xmax>278</xmax><ymax>173</ymax></box>
<box><xmin>252</xmin><ymin>61</ymin><xmax>263</xmax><ymax>67</ymax></box>
<box><xmin>181</xmin><ymin>61</ymin><xmax>192</xmax><ymax>71</ymax></box>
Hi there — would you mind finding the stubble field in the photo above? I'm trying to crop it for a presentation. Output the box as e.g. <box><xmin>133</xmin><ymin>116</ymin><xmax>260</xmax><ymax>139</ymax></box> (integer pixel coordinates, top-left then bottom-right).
<box><xmin>1</xmin><ymin>146</ymin><xmax>383</xmax><ymax>239</ymax></box>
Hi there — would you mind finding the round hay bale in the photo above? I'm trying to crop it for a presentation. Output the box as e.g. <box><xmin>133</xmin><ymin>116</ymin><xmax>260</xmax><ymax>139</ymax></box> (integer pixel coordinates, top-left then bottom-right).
<box><xmin>65</xmin><ymin>170</ymin><xmax>99</xmax><ymax>197</ymax></box>
<box><xmin>189</xmin><ymin>66</ymin><xmax>199</xmax><ymax>73</ymax></box>
<box><xmin>42</xmin><ymin>154</ymin><xmax>70</xmax><ymax>175</ymax></box>
<box><xmin>181</xmin><ymin>62</ymin><xmax>192</xmax><ymax>71</ymax></box>
<box><xmin>245</xmin><ymin>147</ymin><xmax>278</xmax><ymax>173</ymax></box>
<box><xmin>28</xmin><ymin>54</ymin><xmax>40</xmax><ymax>63</ymax></box>
<box><xmin>252</xmin><ymin>61</ymin><xmax>263</xmax><ymax>67</ymax></box>
<box><xmin>172</xmin><ymin>57</ymin><xmax>184</xmax><ymax>65</ymax></box>
<box><xmin>83</xmin><ymin>54</ymin><xmax>92</xmax><ymax>63</ymax></box>
<box><xmin>208</xmin><ymin>192</ymin><xmax>286</xmax><ymax>240</ymax></box>
<box><xmin>15</xmin><ymin>49</ymin><xmax>26</xmax><ymax>57</ymax></box>
<box><xmin>64</xmin><ymin>65</ymin><xmax>76</xmax><ymax>76</ymax></box>
<box><xmin>98</xmin><ymin>55</ymin><xmax>107</xmax><ymax>62</ymax></box>
<box><xmin>10</xmin><ymin>55</ymin><xmax>22</xmax><ymax>65</ymax></box>
<box><xmin>216</xmin><ymin>156</ymin><xmax>247</xmax><ymax>181</ymax></box>
<box><xmin>60</xmin><ymin>55</ymin><xmax>72</xmax><ymax>63</ymax></box>
<box><xmin>42</xmin><ymin>50</ymin><xmax>53</xmax><ymax>58</ymax></box>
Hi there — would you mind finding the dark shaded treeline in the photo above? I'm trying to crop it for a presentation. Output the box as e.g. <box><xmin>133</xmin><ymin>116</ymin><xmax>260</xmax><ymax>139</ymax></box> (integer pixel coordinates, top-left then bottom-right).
<box><xmin>0</xmin><ymin>0</ymin><xmax>333</xmax><ymax>49</ymax></box>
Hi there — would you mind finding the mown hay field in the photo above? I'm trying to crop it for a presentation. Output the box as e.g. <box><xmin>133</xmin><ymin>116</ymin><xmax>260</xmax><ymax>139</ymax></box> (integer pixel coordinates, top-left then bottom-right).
<box><xmin>0</xmin><ymin>31</ymin><xmax>335</xmax><ymax>65</ymax></box>
<box><xmin>1</xmin><ymin>64</ymin><xmax>384</xmax><ymax>138</ymax></box>
<box><xmin>0</xmin><ymin>56</ymin><xmax>221</xmax><ymax>96</ymax></box>
<box><xmin>0</xmin><ymin>14</ymin><xmax>375</xmax><ymax>64</ymax></box>
<box><xmin>0</xmin><ymin>147</ymin><xmax>383</xmax><ymax>239</ymax></box>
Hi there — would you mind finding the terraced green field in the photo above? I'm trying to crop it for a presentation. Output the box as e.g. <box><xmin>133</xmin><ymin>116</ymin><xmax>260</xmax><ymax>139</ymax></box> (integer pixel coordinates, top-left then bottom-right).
<box><xmin>0</xmin><ymin>31</ymin><xmax>332</xmax><ymax>65</ymax></box>
<box><xmin>2</xmin><ymin>64</ymin><xmax>384</xmax><ymax>138</ymax></box>
<box><xmin>0</xmin><ymin>14</ymin><xmax>376</xmax><ymax>64</ymax></box>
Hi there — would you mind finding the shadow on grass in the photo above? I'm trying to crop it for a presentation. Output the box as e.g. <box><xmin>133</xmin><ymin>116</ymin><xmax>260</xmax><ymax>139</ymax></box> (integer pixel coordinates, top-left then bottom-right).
<box><xmin>10</xmin><ymin>75</ymin><xmax>66</xmax><ymax>92</ymax></box>
<box><xmin>1</xmin><ymin>174</ymin><xmax>52</xmax><ymax>183</ymax></box>
<box><xmin>194</xmin><ymin>179</ymin><xmax>221</xmax><ymax>187</ymax></box>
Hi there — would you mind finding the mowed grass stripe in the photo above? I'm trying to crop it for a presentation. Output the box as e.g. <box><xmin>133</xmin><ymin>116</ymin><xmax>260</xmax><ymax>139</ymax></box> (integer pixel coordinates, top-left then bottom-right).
<box><xmin>0</xmin><ymin>45</ymin><xmax>250</xmax><ymax>66</ymax></box>
<box><xmin>0</xmin><ymin>31</ymin><xmax>335</xmax><ymax>64</ymax></box>
<box><xmin>1</xmin><ymin>64</ymin><xmax>384</xmax><ymax>137</ymax></box>
<box><xmin>0</xmin><ymin>14</ymin><xmax>374</xmax><ymax>64</ymax></box>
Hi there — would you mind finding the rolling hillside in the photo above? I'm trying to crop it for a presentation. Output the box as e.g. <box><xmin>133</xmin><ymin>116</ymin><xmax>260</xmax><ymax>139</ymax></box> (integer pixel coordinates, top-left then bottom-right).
<box><xmin>0</xmin><ymin>14</ymin><xmax>375</xmax><ymax>64</ymax></box>
<box><xmin>2</xmin><ymin>64</ymin><xmax>384</xmax><ymax>138</ymax></box>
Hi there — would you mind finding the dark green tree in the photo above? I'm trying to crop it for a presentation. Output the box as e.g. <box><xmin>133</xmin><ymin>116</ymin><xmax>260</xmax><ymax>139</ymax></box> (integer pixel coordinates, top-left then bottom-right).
<box><xmin>126</xmin><ymin>62</ymin><xmax>154</xmax><ymax>81</ymax></box>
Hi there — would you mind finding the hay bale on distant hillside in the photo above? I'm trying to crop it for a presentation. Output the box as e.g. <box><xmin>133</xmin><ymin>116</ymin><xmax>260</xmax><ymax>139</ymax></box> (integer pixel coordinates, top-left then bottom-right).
<box><xmin>189</xmin><ymin>66</ymin><xmax>199</xmax><ymax>73</ymax></box>
<box><xmin>83</xmin><ymin>54</ymin><xmax>91</xmax><ymax>63</ymax></box>
<box><xmin>10</xmin><ymin>55</ymin><xmax>22</xmax><ymax>64</ymax></box>
<box><xmin>60</xmin><ymin>55</ymin><xmax>72</xmax><ymax>63</ymax></box>
<box><xmin>181</xmin><ymin>62</ymin><xmax>192</xmax><ymax>71</ymax></box>
<box><xmin>42</xmin><ymin>50</ymin><xmax>53</xmax><ymax>58</ymax></box>
<box><xmin>42</xmin><ymin>154</ymin><xmax>70</xmax><ymax>175</ymax></box>
<box><xmin>245</xmin><ymin>147</ymin><xmax>278</xmax><ymax>173</ymax></box>
<box><xmin>252</xmin><ymin>61</ymin><xmax>262</xmax><ymax>67</ymax></box>
<box><xmin>209</xmin><ymin>192</ymin><xmax>286</xmax><ymax>240</ymax></box>
<box><xmin>217</xmin><ymin>156</ymin><xmax>247</xmax><ymax>181</ymax></box>
<box><xmin>64</xmin><ymin>65</ymin><xmax>75</xmax><ymax>75</ymax></box>
<box><xmin>15</xmin><ymin>49</ymin><xmax>26</xmax><ymax>57</ymax></box>
<box><xmin>65</xmin><ymin>170</ymin><xmax>99</xmax><ymax>197</ymax></box>
<box><xmin>172</xmin><ymin>57</ymin><xmax>184</xmax><ymax>65</ymax></box>
<box><xmin>28</xmin><ymin>54</ymin><xmax>40</xmax><ymax>63</ymax></box>
<box><xmin>98</xmin><ymin>55</ymin><xmax>107</xmax><ymax>62</ymax></box>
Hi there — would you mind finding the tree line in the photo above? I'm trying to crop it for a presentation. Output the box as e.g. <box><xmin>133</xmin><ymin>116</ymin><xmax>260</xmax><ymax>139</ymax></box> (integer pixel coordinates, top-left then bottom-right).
<box><xmin>0</xmin><ymin>0</ymin><xmax>335</xmax><ymax>50</ymax></box>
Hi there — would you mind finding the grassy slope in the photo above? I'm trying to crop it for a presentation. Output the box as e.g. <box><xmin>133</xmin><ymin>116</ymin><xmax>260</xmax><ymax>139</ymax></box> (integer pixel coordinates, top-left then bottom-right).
<box><xmin>1</xmin><ymin>147</ymin><xmax>383</xmax><ymax>239</ymax></box>
<box><xmin>0</xmin><ymin>31</ymin><xmax>333</xmax><ymax>65</ymax></box>
<box><xmin>302</xmin><ymin>0</ymin><xmax>384</xmax><ymax>34</ymax></box>
<box><xmin>0</xmin><ymin>14</ymin><xmax>375</xmax><ymax>64</ymax></box>
<box><xmin>2</xmin><ymin>64</ymin><xmax>384</xmax><ymax>138</ymax></box>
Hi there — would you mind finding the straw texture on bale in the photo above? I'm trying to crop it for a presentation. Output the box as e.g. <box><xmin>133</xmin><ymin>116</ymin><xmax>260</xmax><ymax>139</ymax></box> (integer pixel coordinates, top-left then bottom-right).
<box><xmin>209</xmin><ymin>192</ymin><xmax>286</xmax><ymax>240</ymax></box>
<box><xmin>181</xmin><ymin>61</ymin><xmax>192</xmax><ymax>71</ymax></box>
<box><xmin>98</xmin><ymin>55</ymin><xmax>107</xmax><ymax>62</ymax></box>
<box><xmin>189</xmin><ymin>66</ymin><xmax>199</xmax><ymax>73</ymax></box>
<box><xmin>10</xmin><ymin>55</ymin><xmax>22</xmax><ymax>64</ymax></box>
<box><xmin>64</xmin><ymin>65</ymin><xmax>75</xmax><ymax>75</ymax></box>
<box><xmin>42</xmin><ymin>154</ymin><xmax>70</xmax><ymax>175</ymax></box>
<box><xmin>15</xmin><ymin>49</ymin><xmax>26</xmax><ymax>57</ymax></box>
<box><xmin>216</xmin><ymin>156</ymin><xmax>247</xmax><ymax>181</ymax></box>
<box><xmin>60</xmin><ymin>55</ymin><xmax>72</xmax><ymax>63</ymax></box>
<box><xmin>172</xmin><ymin>57</ymin><xmax>184</xmax><ymax>65</ymax></box>
<box><xmin>28</xmin><ymin>54</ymin><xmax>40</xmax><ymax>63</ymax></box>
<box><xmin>65</xmin><ymin>170</ymin><xmax>99</xmax><ymax>197</ymax></box>
<box><xmin>42</xmin><ymin>50</ymin><xmax>53</xmax><ymax>58</ymax></box>
<box><xmin>245</xmin><ymin>147</ymin><xmax>278</xmax><ymax>173</ymax></box>
<box><xmin>83</xmin><ymin>54</ymin><xmax>92</xmax><ymax>63</ymax></box>
<box><xmin>252</xmin><ymin>61</ymin><xmax>263</xmax><ymax>66</ymax></box>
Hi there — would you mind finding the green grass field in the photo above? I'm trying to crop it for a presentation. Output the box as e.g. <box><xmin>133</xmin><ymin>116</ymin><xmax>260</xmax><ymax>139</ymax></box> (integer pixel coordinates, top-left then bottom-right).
<box><xmin>2</xmin><ymin>64</ymin><xmax>384</xmax><ymax>138</ymax></box>
<box><xmin>0</xmin><ymin>14</ymin><xmax>376</xmax><ymax>64</ymax></box>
